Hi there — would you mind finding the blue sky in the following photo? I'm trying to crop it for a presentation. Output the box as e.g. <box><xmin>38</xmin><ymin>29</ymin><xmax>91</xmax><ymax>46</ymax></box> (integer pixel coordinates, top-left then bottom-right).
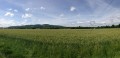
<box><xmin>0</xmin><ymin>0</ymin><xmax>120</xmax><ymax>27</ymax></box>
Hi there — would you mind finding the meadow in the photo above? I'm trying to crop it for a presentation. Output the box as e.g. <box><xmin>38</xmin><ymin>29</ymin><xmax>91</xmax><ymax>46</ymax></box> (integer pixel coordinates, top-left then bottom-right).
<box><xmin>0</xmin><ymin>29</ymin><xmax>120</xmax><ymax>58</ymax></box>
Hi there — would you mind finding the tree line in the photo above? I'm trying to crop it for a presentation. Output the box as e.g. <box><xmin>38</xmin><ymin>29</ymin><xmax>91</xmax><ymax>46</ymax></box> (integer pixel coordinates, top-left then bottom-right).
<box><xmin>7</xmin><ymin>24</ymin><xmax>120</xmax><ymax>29</ymax></box>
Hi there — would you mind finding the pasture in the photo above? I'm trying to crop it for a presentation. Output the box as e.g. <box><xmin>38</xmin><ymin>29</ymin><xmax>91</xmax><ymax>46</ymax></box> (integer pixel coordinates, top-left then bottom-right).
<box><xmin>0</xmin><ymin>29</ymin><xmax>120</xmax><ymax>58</ymax></box>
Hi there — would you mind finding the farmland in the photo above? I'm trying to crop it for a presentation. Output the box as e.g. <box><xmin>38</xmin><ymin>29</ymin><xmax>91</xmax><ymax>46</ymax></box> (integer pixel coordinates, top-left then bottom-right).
<box><xmin>0</xmin><ymin>29</ymin><xmax>120</xmax><ymax>58</ymax></box>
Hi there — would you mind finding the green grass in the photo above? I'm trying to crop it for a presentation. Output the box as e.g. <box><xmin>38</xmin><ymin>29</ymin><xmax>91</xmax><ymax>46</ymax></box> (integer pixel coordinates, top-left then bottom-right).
<box><xmin>0</xmin><ymin>29</ymin><xmax>120</xmax><ymax>58</ymax></box>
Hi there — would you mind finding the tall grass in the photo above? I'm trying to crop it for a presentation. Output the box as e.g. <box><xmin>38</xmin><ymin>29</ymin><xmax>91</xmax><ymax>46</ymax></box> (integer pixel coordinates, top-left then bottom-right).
<box><xmin>0</xmin><ymin>29</ymin><xmax>120</xmax><ymax>58</ymax></box>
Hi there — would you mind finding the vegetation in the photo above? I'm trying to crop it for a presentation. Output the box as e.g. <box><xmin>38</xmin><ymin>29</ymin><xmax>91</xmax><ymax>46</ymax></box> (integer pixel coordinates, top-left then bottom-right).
<box><xmin>7</xmin><ymin>24</ymin><xmax>120</xmax><ymax>29</ymax></box>
<box><xmin>0</xmin><ymin>29</ymin><xmax>120</xmax><ymax>58</ymax></box>
<box><xmin>7</xmin><ymin>24</ymin><xmax>65</xmax><ymax>29</ymax></box>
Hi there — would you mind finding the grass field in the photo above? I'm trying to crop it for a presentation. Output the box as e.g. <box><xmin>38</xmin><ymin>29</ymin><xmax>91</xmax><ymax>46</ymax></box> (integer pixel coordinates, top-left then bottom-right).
<box><xmin>0</xmin><ymin>29</ymin><xmax>120</xmax><ymax>58</ymax></box>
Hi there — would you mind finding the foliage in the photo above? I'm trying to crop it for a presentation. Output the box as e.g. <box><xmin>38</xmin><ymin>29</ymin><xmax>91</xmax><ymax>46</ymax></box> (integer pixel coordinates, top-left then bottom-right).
<box><xmin>7</xmin><ymin>24</ymin><xmax>120</xmax><ymax>29</ymax></box>
<box><xmin>7</xmin><ymin>24</ymin><xmax>65</xmax><ymax>29</ymax></box>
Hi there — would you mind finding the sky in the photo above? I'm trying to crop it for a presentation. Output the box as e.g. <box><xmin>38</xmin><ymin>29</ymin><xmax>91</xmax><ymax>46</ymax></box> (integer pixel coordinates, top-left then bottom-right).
<box><xmin>0</xmin><ymin>0</ymin><xmax>120</xmax><ymax>27</ymax></box>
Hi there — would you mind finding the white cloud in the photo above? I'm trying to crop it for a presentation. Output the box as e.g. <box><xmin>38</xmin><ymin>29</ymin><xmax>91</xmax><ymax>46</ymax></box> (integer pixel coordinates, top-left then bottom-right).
<box><xmin>22</xmin><ymin>13</ymin><xmax>32</xmax><ymax>18</ymax></box>
<box><xmin>8</xmin><ymin>8</ymin><xmax>12</xmax><ymax>11</ymax></box>
<box><xmin>8</xmin><ymin>8</ymin><xmax>18</xmax><ymax>12</ymax></box>
<box><xmin>25</xmin><ymin>8</ymin><xmax>30</xmax><ymax>11</ymax></box>
<box><xmin>14</xmin><ymin>9</ymin><xmax>18</xmax><ymax>12</ymax></box>
<box><xmin>77</xmin><ymin>21</ymin><xmax>84</xmax><ymax>24</ymax></box>
<box><xmin>70</xmin><ymin>6</ymin><xmax>76</xmax><ymax>11</ymax></box>
<box><xmin>0</xmin><ymin>18</ymin><xmax>16</xmax><ymax>27</ymax></box>
<box><xmin>40</xmin><ymin>6</ymin><xmax>45</xmax><ymax>10</ymax></box>
<box><xmin>4</xmin><ymin>12</ymin><xmax>14</xmax><ymax>17</ymax></box>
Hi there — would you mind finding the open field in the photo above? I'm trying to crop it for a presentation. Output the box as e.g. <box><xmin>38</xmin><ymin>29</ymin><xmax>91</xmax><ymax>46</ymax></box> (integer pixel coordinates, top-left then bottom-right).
<box><xmin>0</xmin><ymin>29</ymin><xmax>120</xmax><ymax>58</ymax></box>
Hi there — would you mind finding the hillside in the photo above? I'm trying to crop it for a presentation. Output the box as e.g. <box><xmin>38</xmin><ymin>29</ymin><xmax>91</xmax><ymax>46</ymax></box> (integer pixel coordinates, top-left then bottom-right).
<box><xmin>7</xmin><ymin>24</ymin><xmax>120</xmax><ymax>29</ymax></box>
<box><xmin>8</xmin><ymin>24</ymin><xmax>65</xmax><ymax>29</ymax></box>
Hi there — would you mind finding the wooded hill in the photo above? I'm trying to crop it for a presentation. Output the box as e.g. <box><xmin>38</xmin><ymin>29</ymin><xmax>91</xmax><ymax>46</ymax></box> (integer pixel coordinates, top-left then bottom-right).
<box><xmin>7</xmin><ymin>24</ymin><xmax>120</xmax><ymax>29</ymax></box>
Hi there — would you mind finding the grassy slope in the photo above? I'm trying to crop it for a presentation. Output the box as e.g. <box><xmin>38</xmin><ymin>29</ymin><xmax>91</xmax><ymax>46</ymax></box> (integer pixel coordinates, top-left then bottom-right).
<box><xmin>0</xmin><ymin>29</ymin><xmax>120</xmax><ymax>58</ymax></box>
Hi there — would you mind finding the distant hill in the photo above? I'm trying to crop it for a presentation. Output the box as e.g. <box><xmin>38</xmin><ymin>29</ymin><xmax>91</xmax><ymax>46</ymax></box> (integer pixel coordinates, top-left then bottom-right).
<box><xmin>7</xmin><ymin>24</ymin><xmax>120</xmax><ymax>29</ymax></box>
<box><xmin>8</xmin><ymin>24</ymin><xmax>65</xmax><ymax>29</ymax></box>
